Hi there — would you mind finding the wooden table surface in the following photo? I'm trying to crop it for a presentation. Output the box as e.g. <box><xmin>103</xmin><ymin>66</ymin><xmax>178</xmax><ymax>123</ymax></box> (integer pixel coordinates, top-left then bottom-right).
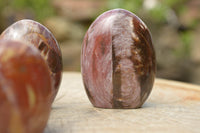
<box><xmin>44</xmin><ymin>72</ymin><xmax>200</xmax><ymax>133</ymax></box>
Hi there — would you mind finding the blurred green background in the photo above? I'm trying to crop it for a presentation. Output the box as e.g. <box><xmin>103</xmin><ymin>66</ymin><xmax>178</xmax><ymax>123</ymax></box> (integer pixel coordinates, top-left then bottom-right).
<box><xmin>0</xmin><ymin>0</ymin><xmax>200</xmax><ymax>84</ymax></box>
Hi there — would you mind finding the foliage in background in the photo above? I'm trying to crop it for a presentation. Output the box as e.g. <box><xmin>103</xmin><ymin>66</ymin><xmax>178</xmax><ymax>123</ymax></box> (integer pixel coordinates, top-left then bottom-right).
<box><xmin>175</xmin><ymin>31</ymin><xmax>192</xmax><ymax>58</ymax></box>
<box><xmin>107</xmin><ymin>0</ymin><xmax>143</xmax><ymax>14</ymax></box>
<box><xmin>107</xmin><ymin>0</ymin><xmax>187</xmax><ymax>23</ymax></box>
<box><xmin>0</xmin><ymin>0</ymin><xmax>55</xmax><ymax>21</ymax></box>
<box><xmin>11</xmin><ymin>0</ymin><xmax>55</xmax><ymax>21</ymax></box>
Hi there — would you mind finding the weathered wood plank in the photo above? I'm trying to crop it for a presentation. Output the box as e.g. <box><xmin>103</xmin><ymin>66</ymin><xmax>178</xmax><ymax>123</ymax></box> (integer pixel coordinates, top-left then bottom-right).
<box><xmin>45</xmin><ymin>72</ymin><xmax>200</xmax><ymax>133</ymax></box>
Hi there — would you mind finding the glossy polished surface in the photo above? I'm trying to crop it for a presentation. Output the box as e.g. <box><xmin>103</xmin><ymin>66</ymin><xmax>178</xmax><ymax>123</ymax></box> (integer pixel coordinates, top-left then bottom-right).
<box><xmin>0</xmin><ymin>40</ymin><xmax>52</xmax><ymax>133</ymax></box>
<box><xmin>0</xmin><ymin>19</ymin><xmax>62</xmax><ymax>100</ymax></box>
<box><xmin>81</xmin><ymin>9</ymin><xmax>156</xmax><ymax>109</ymax></box>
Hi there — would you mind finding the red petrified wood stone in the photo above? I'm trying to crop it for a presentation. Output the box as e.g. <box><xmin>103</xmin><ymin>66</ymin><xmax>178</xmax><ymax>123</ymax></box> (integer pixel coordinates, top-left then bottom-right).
<box><xmin>0</xmin><ymin>40</ymin><xmax>52</xmax><ymax>133</ymax></box>
<box><xmin>81</xmin><ymin>9</ymin><xmax>156</xmax><ymax>109</ymax></box>
<box><xmin>0</xmin><ymin>19</ymin><xmax>62</xmax><ymax>101</ymax></box>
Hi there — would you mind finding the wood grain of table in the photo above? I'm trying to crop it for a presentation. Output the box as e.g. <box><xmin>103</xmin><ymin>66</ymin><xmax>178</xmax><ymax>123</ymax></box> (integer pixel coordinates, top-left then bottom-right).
<box><xmin>44</xmin><ymin>72</ymin><xmax>200</xmax><ymax>133</ymax></box>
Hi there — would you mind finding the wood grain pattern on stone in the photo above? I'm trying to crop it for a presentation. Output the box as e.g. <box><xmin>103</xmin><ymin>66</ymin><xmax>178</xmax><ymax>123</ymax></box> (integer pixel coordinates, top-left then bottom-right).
<box><xmin>45</xmin><ymin>72</ymin><xmax>200</xmax><ymax>133</ymax></box>
<box><xmin>81</xmin><ymin>9</ymin><xmax>156</xmax><ymax>109</ymax></box>
<box><xmin>0</xmin><ymin>40</ymin><xmax>52</xmax><ymax>133</ymax></box>
<box><xmin>0</xmin><ymin>19</ymin><xmax>62</xmax><ymax>101</ymax></box>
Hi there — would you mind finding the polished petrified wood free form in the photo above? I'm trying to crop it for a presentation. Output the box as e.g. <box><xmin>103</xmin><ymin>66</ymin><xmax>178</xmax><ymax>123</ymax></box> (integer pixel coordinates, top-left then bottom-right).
<box><xmin>0</xmin><ymin>40</ymin><xmax>52</xmax><ymax>133</ymax></box>
<box><xmin>81</xmin><ymin>9</ymin><xmax>156</xmax><ymax>109</ymax></box>
<box><xmin>0</xmin><ymin>20</ymin><xmax>62</xmax><ymax>101</ymax></box>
